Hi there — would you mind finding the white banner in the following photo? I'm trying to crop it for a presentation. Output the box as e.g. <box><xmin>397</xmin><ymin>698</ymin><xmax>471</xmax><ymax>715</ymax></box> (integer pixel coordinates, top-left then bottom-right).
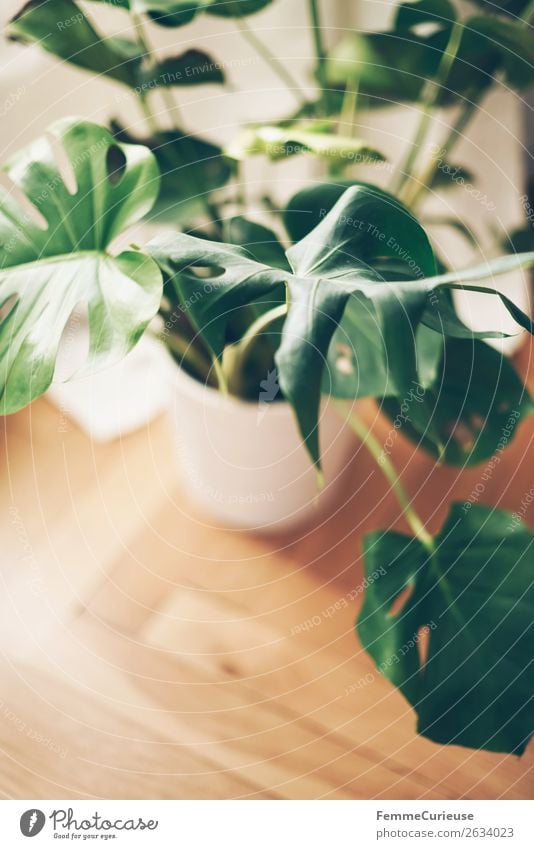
<box><xmin>0</xmin><ymin>800</ymin><xmax>532</xmax><ymax>848</ymax></box>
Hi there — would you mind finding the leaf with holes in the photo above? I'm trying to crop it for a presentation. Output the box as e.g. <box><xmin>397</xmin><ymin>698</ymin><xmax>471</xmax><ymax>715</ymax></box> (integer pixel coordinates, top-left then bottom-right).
<box><xmin>150</xmin><ymin>183</ymin><xmax>534</xmax><ymax>468</ymax></box>
<box><xmin>358</xmin><ymin>503</ymin><xmax>534</xmax><ymax>754</ymax></box>
<box><xmin>0</xmin><ymin>118</ymin><xmax>162</xmax><ymax>413</ymax></box>
<box><xmin>381</xmin><ymin>338</ymin><xmax>533</xmax><ymax>465</ymax></box>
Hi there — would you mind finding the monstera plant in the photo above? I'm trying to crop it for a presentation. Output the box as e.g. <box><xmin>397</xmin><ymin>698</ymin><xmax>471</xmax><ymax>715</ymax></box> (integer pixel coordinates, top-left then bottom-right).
<box><xmin>2</xmin><ymin>118</ymin><xmax>533</xmax><ymax>753</ymax></box>
<box><xmin>0</xmin><ymin>119</ymin><xmax>162</xmax><ymax>411</ymax></box>
<box><xmin>2</xmin><ymin>0</ymin><xmax>534</xmax><ymax>755</ymax></box>
<box><xmin>7</xmin><ymin>0</ymin><xmax>534</xmax><ymax>236</ymax></box>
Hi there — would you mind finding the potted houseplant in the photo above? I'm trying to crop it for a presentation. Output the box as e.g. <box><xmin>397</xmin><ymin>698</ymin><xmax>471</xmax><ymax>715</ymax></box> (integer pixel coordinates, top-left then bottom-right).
<box><xmin>2</xmin><ymin>0</ymin><xmax>534</xmax><ymax>755</ymax></box>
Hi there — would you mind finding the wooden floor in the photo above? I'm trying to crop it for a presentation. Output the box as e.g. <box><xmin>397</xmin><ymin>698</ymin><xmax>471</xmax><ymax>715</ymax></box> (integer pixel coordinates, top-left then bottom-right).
<box><xmin>1</xmin><ymin>343</ymin><xmax>533</xmax><ymax>800</ymax></box>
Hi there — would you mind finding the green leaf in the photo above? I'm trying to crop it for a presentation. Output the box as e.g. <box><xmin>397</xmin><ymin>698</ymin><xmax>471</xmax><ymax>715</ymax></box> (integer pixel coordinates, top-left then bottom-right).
<box><xmin>88</xmin><ymin>0</ymin><xmax>273</xmax><ymax>27</ymax></box>
<box><xmin>427</xmin><ymin>163</ymin><xmax>476</xmax><ymax>190</ymax></box>
<box><xmin>325</xmin><ymin>32</ymin><xmax>431</xmax><ymax>107</ymax></box>
<box><xmin>148</xmin><ymin>185</ymin><xmax>534</xmax><ymax>468</ymax></box>
<box><xmin>149</xmin><ymin>234</ymin><xmax>285</xmax><ymax>363</ymax></box>
<box><xmin>422</xmin><ymin>255</ymin><xmax>534</xmax><ymax>337</ymax></box>
<box><xmin>278</xmin><ymin>188</ymin><xmax>437</xmax><ymax>462</ymax></box>
<box><xmin>394</xmin><ymin>0</ymin><xmax>457</xmax><ymax>31</ymax></box>
<box><xmin>468</xmin><ymin>0</ymin><xmax>534</xmax><ymax>19</ymax></box>
<box><xmin>382</xmin><ymin>338</ymin><xmax>533</xmax><ymax>465</ymax></box>
<box><xmin>283</xmin><ymin>181</ymin><xmax>359</xmax><ymax>242</ymax></box>
<box><xmin>325</xmin><ymin>9</ymin><xmax>505</xmax><ymax>108</ymax></box>
<box><xmin>8</xmin><ymin>1</ymin><xmax>228</xmax><ymax>91</ymax></box>
<box><xmin>226</xmin><ymin>125</ymin><xmax>385</xmax><ymax>171</ymax></box>
<box><xmin>466</xmin><ymin>15</ymin><xmax>534</xmax><ymax>90</ymax></box>
<box><xmin>225</xmin><ymin>217</ymin><xmax>290</xmax><ymax>270</ymax></box>
<box><xmin>324</xmin><ymin>309</ymin><xmax>443</xmax><ymax>401</ymax></box>
<box><xmin>208</xmin><ymin>0</ymin><xmax>273</xmax><ymax>18</ymax></box>
<box><xmin>8</xmin><ymin>0</ymin><xmax>144</xmax><ymax>87</ymax></box>
<box><xmin>358</xmin><ymin>503</ymin><xmax>534</xmax><ymax>754</ymax></box>
<box><xmin>138</xmin><ymin>49</ymin><xmax>225</xmax><ymax>88</ymax></box>
<box><xmin>110</xmin><ymin>122</ymin><xmax>233</xmax><ymax>222</ymax></box>
<box><xmin>424</xmin><ymin>215</ymin><xmax>479</xmax><ymax>249</ymax></box>
<box><xmin>0</xmin><ymin>119</ymin><xmax>162</xmax><ymax>413</ymax></box>
<box><xmin>502</xmin><ymin>225</ymin><xmax>534</xmax><ymax>254</ymax></box>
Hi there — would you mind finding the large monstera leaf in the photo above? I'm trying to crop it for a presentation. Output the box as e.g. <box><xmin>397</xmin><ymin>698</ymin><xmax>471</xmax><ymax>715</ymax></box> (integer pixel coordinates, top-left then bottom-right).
<box><xmin>382</xmin><ymin>338</ymin><xmax>534</xmax><ymax>466</ymax></box>
<box><xmin>358</xmin><ymin>503</ymin><xmax>534</xmax><ymax>754</ymax></box>
<box><xmin>149</xmin><ymin>184</ymin><xmax>534</xmax><ymax>468</ymax></box>
<box><xmin>0</xmin><ymin>119</ymin><xmax>162</xmax><ymax>413</ymax></box>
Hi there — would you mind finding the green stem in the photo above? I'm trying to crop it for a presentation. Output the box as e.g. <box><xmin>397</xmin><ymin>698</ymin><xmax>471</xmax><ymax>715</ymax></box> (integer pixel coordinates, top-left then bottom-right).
<box><xmin>138</xmin><ymin>94</ymin><xmax>159</xmax><ymax>136</ymax></box>
<box><xmin>402</xmin><ymin>1</ymin><xmax>533</xmax><ymax>208</ymax></box>
<box><xmin>390</xmin><ymin>103</ymin><xmax>438</xmax><ymax>200</ymax></box>
<box><xmin>131</xmin><ymin>11</ymin><xmax>184</xmax><ymax>128</ymax></box>
<box><xmin>237</xmin><ymin>303</ymin><xmax>287</xmax><ymax>362</ymax></box>
<box><xmin>339</xmin><ymin>75</ymin><xmax>359</xmax><ymax>137</ymax></box>
<box><xmin>390</xmin><ymin>104</ymin><xmax>434</xmax><ymax>199</ymax></box>
<box><xmin>235</xmin><ymin>17</ymin><xmax>308</xmax><ymax>105</ymax></box>
<box><xmin>390</xmin><ymin>19</ymin><xmax>464</xmax><ymax>199</ymax></box>
<box><xmin>405</xmin><ymin>95</ymin><xmax>480</xmax><ymax>209</ymax></box>
<box><xmin>227</xmin><ymin>303</ymin><xmax>287</xmax><ymax>394</ymax></box>
<box><xmin>212</xmin><ymin>356</ymin><xmax>229</xmax><ymax>395</ymax></box>
<box><xmin>520</xmin><ymin>0</ymin><xmax>534</xmax><ymax>23</ymax></box>
<box><xmin>338</xmin><ymin>403</ymin><xmax>435</xmax><ymax>551</ymax></box>
<box><xmin>308</xmin><ymin>0</ymin><xmax>328</xmax><ymax>109</ymax></box>
<box><xmin>160</xmin><ymin>329</ymin><xmax>212</xmax><ymax>381</ymax></box>
<box><xmin>131</xmin><ymin>11</ymin><xmax>149</xmax><ymax>53</ymax></box>
<box><xmin>131</xmin><ymin>11</ymin><xmax>224</xmax><ymax>229</ymax></box>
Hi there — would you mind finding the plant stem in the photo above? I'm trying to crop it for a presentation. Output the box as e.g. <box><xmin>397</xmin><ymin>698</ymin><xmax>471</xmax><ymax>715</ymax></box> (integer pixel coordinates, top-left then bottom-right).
<box><xmin>389</xmin><ymin>19</ymin><xmax>463</xmax><ymax>199</ymax></box>
<box><xmin>235</xmin><ymin>17</ymin><xmax>308</xmax><ymax>105</ymax></box>
<box><xmin>338</xmin><ymin>403</ymin><xmax>435</xmax><ymax>551</ymax></box>
<box><xmin>390</xmin><ymin>103</ymin><xmax>434</xmax><ymax>199</ymax></box>
<box><xmin>308</xmin><ymin>0</ymin><xmax>328</xmax><ymax>109</ymax></box>
<box><xmin>131</xmin><ymin>11</ymin><xmax>184</xmax><ymax>128</ymax></box>
<box><xmin>131</xmin><ymin>11</ymin><xmax>224</xmax><ymax>229</ymax></box>
<box><xmin>227</xmin><ymin>303</ymin><xmax>287</xmax><ymax>394</ymax></box>
<box><xmin>520</xmin><ymin>0</ymin><xmax>534</xmax><ymax>23</ymax></box>
<box><xmin>162</xmin><ymin>330</ymin><xmax>213</xmax><ymax>381</ymax></box>
<box><xmin>340</xmin><ymin>75</ymin><xmax>359</xmax><ymax>137</ymax></box>
<box><xmin>138</xmin><ymin>94</ymin><xmax>159</xmax><ymax>136</ymax></box>
<box><xmin>404</xmin><ymin>95</ymin><xmax>479</xmax><ymax>209</ymax></box>
<box><xmin>212</xmin><ymin>355</ymin><xmax>229</xmax><ymax>395</ymax></box>
<box><xmin>237</xmin><ymin>303</ymin><xmax>287</xmax><ymax>361</ymax></box>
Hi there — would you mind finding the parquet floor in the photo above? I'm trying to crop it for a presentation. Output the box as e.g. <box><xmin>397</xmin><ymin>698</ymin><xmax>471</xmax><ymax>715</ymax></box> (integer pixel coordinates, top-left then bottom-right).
<box><xmin>1</xmin><ymin>343</ymin><xmax>533</xmax><ymax>799</ymax></box>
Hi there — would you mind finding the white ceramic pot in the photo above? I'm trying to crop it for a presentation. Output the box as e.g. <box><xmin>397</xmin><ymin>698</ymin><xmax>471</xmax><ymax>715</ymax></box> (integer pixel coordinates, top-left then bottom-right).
<box><xmin>172</xmin><ymin>365</ymin><xmax>356</xmax><ymax>532</ymax></box>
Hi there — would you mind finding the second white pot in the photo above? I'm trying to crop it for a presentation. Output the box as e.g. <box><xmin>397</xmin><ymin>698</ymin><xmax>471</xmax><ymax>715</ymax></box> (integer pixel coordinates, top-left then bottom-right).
<box><xmin>172</xmin><ymin>366</ymin><xmax>356</xmax><ymax>533</ymax></box>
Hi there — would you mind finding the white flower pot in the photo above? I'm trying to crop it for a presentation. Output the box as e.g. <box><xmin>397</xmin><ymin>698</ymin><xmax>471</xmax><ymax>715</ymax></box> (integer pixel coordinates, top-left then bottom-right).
<box><xmin>172</xmin><ymin>365</ymin><xmax>356</xmax><ymax>532</ymax></box>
